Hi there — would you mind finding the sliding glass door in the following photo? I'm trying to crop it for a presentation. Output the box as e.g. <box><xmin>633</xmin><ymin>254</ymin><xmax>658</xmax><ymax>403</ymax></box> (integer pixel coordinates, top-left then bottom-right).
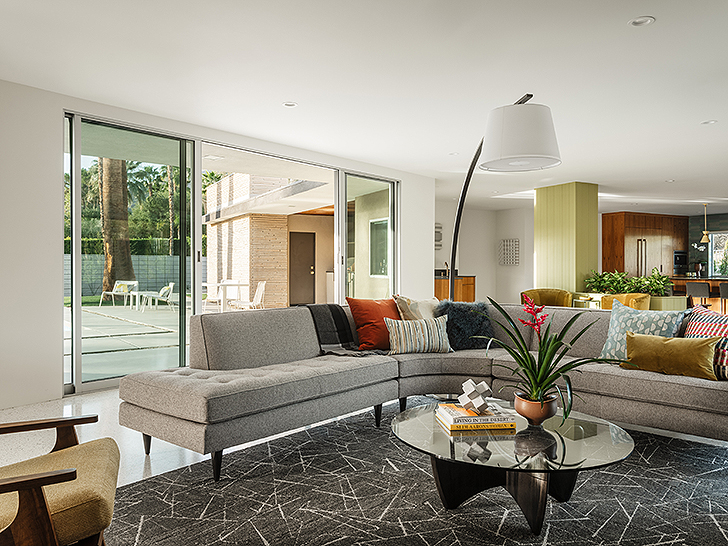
<box><xmin>65</xmin><ymin>117</ymin><xmax>192</xmax><ymax>389</ymax></box>
<box><xmin>344</xmin><ymin>174</ymin><xmax>395</xmax><ymax>299</ymax></box>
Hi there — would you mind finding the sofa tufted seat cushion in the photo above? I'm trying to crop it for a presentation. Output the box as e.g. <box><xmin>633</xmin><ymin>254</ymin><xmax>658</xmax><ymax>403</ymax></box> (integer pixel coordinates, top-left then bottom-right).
<box><xmin>568</xmin><ymin>362</ymin><xmax>728</xmax><ymax>417</ymax></box>
<box><xmin>392</xmin><ymin>348</ymin><xmax>495</xmax><ymax>378</ymax></box>
<box><xmin>119</xmin><ymin>354</ymin><xmax>398</xmax><ymax>424</ymax></box>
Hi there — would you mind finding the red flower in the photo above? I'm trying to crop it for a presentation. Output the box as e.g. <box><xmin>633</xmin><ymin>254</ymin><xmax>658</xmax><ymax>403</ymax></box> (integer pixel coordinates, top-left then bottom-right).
<box><xmin>518</xmin><ymin>295</ymin><xmax>548</xmax><ymax>338</ymax></box>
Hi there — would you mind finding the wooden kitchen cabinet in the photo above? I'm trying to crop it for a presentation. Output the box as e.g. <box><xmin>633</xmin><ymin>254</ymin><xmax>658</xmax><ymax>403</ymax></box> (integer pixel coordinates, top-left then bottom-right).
<box><xmin>435</xmin><ymin>276</ymin><xmax>476</xmax><ymax>302</ymax></box>
<box><xmin>602</xmin><ymin>212</ymin><xmax>688</xmax><ymax>276</ymax></box>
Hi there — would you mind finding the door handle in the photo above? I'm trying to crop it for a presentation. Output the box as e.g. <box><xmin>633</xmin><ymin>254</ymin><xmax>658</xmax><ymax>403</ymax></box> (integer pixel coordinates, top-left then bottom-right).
<box><xmin>637</xmin><ymin>239</ymin><xmax>641</xmax><ymax>276</ymax></box>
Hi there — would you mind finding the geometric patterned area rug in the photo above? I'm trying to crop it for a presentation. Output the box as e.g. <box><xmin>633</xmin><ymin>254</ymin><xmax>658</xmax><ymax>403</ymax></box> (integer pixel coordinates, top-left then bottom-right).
<box><xmin>106</xmin><ymin>398</ymin><xmax>728</xmax><ymax>546</ymax></box>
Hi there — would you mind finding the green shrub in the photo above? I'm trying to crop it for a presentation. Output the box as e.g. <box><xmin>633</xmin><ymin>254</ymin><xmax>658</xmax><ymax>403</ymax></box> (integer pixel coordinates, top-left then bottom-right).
<box><xmin>584</xmin><ymin>268</ymin><xmax>672</xmax><ymax>297</ymax></box>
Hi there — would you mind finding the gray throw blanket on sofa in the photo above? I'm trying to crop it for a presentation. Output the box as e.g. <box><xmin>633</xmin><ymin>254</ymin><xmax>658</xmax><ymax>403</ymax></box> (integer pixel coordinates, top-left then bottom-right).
<box><xmin>306</xmin><ymin>304</ymin><xmax>387</xmax><ymax>357</ymax></box>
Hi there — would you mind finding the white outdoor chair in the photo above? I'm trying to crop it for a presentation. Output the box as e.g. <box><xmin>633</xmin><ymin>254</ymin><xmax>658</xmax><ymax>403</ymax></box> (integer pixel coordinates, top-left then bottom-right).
<box><xmin>203</xmin><ymin>280</ymin><xmax>240</xmax><ymax>312</ymax></box>
<box><xmin>98</xmin><ymin>280</ymin><xmax>138</xmax><ymax>307</ymax></box>
<box><xmin>142</xmin><ymin>283</ymin><xmax>176</xmax><ymax>312</ymax></box>
<box><xmin>230</xmin><ymin>281</ymin><xmax>266</xmax><ymax>310</ymax></box>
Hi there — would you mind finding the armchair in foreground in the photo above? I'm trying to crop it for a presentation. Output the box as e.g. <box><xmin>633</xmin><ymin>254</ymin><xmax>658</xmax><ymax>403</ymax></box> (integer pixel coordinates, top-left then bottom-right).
<box><xmin>0</xmin><ymin>415</ymin><xmax>119</xmax><ymax>546</ymax></box>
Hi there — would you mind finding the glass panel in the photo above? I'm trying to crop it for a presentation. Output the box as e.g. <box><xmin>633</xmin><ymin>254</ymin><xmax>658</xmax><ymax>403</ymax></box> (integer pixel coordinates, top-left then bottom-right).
<box><xmin>63</xmin><ymin>116</ymin><xmax>72</xmax><ymax>385</ymax></box>
<box><xmin>345</xmin><ymin>174</ymin><xmax>393</xmax><ymax>299</ymax></box>
<box><xmin>200</xmin><ymin>143</ymin><xmax>336</xmax><ymax>310</ymax></box>
<box><xmin>78</xmin><ymin>120</ymin><xmax>185</xmax><ymax>382</ymax></box>
<box><xmin>710</xmin><ymin>232</ymin><xmax>728</xmax><ymax>276</ymax></box>
<box><xmin>369</xmin><ymin>219</ymin><xmax>388</xmax><ymax>276</ymax></box>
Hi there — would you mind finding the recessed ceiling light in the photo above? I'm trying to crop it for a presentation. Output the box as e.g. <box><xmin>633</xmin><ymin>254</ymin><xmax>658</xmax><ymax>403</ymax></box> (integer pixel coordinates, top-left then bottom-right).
<box><xmin>283</xmin><ymin>102</ymin><xmax>298</xmax><ymax>108</ymax></box>
<box><xmin>203</xmin><ymin>154</ymin><xmax>224</xmax><ymax>161</ymax></box>
<box><xmin>701</xmin><ymin>119</ymin><xmax>718</xmax><ymax>125</ymax></box>
<box><xmin>629</xmin><ymin>15</ymin><xmax>655</xmax><ymax>27</ymax></box>
<box><xmin>665</xmin><ymin>179</ymin><xmax>675</xmax><ymax>183</ymax></box>
<box><xmin>492</xmin><ymin>190</ymin><xmax>499</xmax><ymax>194</ymax></box>
<box><xmin>448</xmin><ymin>152</ymin><xmax>459</xmax><ymax>156</ymax></box>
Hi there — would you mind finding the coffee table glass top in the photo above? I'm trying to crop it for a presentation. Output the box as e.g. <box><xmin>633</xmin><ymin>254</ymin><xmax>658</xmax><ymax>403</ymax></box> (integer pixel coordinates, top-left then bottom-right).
<box><xmin>391</xmin><ymin>401</ymin><xmax>634</xmax><ymax>473</ymax></box>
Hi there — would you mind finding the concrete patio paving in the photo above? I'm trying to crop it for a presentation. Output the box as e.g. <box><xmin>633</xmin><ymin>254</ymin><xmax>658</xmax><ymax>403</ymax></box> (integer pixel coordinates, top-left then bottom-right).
<box><xmin>64</xmin><ymin>302</ymin><xmax>191</xmax><ymax>383</ymax></box>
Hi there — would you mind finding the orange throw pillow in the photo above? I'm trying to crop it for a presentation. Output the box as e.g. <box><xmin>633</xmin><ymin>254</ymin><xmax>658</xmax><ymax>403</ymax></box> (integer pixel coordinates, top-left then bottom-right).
<box><xmin>346</xmin><ymin>297</ymin><xmax>401</xmax><ymax>350</ymax></box>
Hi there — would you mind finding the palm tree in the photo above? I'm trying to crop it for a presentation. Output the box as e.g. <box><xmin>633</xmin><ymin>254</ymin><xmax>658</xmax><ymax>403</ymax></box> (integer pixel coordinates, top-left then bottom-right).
<box><xmin>100</xmin><ymin>157</ymin><xmax>135</xmax><ymax>297</ymax></box>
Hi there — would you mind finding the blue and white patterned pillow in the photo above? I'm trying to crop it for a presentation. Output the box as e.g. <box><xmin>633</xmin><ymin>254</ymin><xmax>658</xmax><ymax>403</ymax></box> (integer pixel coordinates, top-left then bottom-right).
<box><xmin>599</xmin><ymin>300</ymin><xmax>690</xmax><ymax>361</ymax></box>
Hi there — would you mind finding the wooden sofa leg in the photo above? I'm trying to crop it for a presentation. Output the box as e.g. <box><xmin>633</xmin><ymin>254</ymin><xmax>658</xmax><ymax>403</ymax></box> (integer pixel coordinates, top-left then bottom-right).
<box><xmin>374</xmin><ymin>404</ymin><xmax>382</xmax><ymax>427</ymax></box>
<box><xmin>142</xmin><ymin>433</ymin><xmax>152</xmax><ymax>455</ymax></box>
<box><xmin>399</xmin><ymin>397</ymin><xmax>407</xmax><ymax>412</ymax></box>
<box><xmin>211</xmin><ymin>451</ymin><xmax>223</xmax><ymax>481</ymax></box>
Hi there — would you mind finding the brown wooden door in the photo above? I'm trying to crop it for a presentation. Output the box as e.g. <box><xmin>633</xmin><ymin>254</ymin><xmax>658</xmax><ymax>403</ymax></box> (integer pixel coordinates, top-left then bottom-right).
<box><xmin>289</xmin><ymin>232</ymin><xmax>316</xmax><ymax>305</ymax></box>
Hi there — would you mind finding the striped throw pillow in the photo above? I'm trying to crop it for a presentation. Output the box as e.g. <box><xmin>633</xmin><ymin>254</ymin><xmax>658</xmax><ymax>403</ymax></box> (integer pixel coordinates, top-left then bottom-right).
<box><xmin>384</xmin><ymin>315</ymin><xmax>452</xmax><ymax>355</ymax></box>
<box><xmin>684</xmin><ymin>306</ymin><xmax>728</xmax><ymax>380</ymax></box>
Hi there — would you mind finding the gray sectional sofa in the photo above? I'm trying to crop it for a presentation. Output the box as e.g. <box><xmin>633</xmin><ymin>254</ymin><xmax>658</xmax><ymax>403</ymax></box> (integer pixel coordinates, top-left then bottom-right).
<box><xmin>119</xmin><ymin>303</ymin><xmax>728</xmax><ymax>480</ymax></box>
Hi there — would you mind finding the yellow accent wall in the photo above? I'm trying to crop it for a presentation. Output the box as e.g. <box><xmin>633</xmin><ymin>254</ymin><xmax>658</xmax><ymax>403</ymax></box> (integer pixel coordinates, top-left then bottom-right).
<box><xmin>534</xmin><ymin>182</ymin><xmax>598</xmax><ymax>292</ymax></box>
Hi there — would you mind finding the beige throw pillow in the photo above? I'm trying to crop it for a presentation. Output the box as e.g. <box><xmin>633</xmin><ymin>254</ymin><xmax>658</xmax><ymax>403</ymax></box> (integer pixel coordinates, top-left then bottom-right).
<box><xmin>393</xmin><ymin>295</ymin><xmax>439</xmax><ymax>320</ymax></box>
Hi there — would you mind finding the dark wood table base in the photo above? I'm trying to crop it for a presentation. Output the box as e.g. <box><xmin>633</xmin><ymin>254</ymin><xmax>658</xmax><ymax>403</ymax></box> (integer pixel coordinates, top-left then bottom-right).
<box><xmin>431</xmin><ymin>456</ymin><xmax>579</xmax><ymax>534</ymax></box>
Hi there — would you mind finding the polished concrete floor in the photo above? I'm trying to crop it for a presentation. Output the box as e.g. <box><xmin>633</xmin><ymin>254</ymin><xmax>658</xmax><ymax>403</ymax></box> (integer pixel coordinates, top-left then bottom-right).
<box><xmin>0</xmin><ymin>388</ymin><xmax>382</xmax><ymax>487</ymax></box>
<box><xmin>1</xmin><ymin>388</ymin><xmax>726</xmax><ymax>488</ymax></box>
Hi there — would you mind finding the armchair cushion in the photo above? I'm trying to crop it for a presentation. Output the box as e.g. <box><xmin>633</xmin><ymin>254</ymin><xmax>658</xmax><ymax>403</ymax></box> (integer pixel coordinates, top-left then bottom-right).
<box><xmin>0</xmin><ymin>437</ymin><xmax>119</xmax><ymax>545</ymax></box>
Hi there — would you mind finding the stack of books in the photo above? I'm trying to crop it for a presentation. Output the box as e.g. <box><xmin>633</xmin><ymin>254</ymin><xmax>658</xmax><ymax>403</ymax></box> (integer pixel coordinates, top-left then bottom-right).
<box><xmin>435</xmin><ymin>402</ymin><xmax>517</xmax><ymax>433</ymax></box>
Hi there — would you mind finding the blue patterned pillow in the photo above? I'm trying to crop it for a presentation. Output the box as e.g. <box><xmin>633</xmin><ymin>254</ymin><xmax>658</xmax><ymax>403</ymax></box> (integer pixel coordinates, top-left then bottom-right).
<box><xmin>599</xmin><ymin>300</ymin><xmax>690</xmax><ymax>361</ymax></box>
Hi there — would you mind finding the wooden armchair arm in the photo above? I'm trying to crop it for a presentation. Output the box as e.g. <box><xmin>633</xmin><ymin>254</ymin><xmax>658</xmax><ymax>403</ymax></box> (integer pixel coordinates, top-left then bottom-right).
<box><xmin>0</xmin><ymin>469</ymin><xmax>77</xmax><ymax>546</ymax></box>
<box><xmin>0</xmin><ymin>415</ymin><xmax>98</xmax><ymax>452</ymax></box>
<box><xmin>0</xmin><ymin>469</ymin><xmax>77</xmax><ymax>494</ymax></box>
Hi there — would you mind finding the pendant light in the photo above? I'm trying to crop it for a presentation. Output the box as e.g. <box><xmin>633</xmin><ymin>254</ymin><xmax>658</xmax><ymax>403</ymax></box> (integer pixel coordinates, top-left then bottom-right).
<box><xmin>700</xmin><ymin>203</ymin><xmax>710</xmax><ymax>244</ymax></box>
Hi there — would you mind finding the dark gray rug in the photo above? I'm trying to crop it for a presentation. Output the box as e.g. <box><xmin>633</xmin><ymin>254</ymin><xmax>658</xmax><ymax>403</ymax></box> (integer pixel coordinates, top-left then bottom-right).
<box><xmin>107</xmin><ymin>399</ymin><xmax>728</xmax><ymax>546</ymax></box>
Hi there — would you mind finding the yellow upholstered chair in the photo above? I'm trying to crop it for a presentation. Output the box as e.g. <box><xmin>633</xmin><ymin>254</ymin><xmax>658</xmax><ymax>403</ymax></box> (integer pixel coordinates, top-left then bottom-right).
<box><xmin>520</xmin><ymin>288</ymin><xmax>573</xmax><ymax>307</ymax></box>
<box><xmin>0</xmin><ymin>415</ymin><xmax>120</xmax><ymax>546</ymax></box>
<box><xmin>601</xmin><ymin>293</ymin><xmax>651</xmax><ymax>310</ymax></box>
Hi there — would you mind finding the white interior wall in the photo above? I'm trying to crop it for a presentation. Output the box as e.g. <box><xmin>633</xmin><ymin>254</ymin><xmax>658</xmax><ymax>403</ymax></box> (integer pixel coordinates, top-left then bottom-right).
<box><xmin>494</xmin><ymin>207</ymin><xmax>535</xmax><ymax>304</ymax></box>
<box><xmin>435</xmin><ymin>199</ymin><xmax>496</xmax><ymax>302</ymax></box>
<box><xmin>0</xmin><ymin>78</ymin><xmax>435</xmax><ymax>410</ymax></box>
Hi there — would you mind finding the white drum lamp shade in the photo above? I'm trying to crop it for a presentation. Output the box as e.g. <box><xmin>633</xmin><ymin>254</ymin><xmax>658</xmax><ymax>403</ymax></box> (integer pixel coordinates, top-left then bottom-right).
<box><xmin>479</xmin><ymin>103</ymin><xmax>561</xmax><ymax>172</ymax></box>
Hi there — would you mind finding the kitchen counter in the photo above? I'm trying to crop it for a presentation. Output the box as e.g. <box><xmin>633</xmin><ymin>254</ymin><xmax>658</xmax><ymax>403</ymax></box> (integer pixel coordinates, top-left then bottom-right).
<box><xmin>670</xmin><ymin>277</ymin><xmax>727</xmax><ymax>311</ymax></box>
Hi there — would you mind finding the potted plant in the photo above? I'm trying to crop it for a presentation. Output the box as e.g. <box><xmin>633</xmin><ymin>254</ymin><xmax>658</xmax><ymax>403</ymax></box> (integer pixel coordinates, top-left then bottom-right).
<box><xmin>486</xmin><ymin>296</ymin><xmax>623</xmax><ymax>427</ymax></box>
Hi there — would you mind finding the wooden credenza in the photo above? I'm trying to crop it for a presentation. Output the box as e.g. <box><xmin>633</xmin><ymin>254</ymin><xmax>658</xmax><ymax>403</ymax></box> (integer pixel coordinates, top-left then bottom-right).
<box><xmin>435</xmin><ymin>276</ymin><xmax>475</xmax><ymax>302</ymax></box>
<box><xmin>602</xmin><ymin>212</ymin><xmax>688</xmax><ymax>277</ymax></box>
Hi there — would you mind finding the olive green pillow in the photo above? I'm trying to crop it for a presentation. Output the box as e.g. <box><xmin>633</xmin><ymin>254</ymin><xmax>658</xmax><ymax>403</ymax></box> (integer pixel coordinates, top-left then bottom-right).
<box><xmin>623</xmin><ymin>332</ymin><xmax>720</xmax><ymax>381</ymax></box>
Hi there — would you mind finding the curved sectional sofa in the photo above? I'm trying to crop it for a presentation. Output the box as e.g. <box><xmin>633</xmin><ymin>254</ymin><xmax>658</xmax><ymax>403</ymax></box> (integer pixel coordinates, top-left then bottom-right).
<box><xmin>119</xmin><ymin>303</ymin><xmax>728</xmax><ymax>480</ymax></box>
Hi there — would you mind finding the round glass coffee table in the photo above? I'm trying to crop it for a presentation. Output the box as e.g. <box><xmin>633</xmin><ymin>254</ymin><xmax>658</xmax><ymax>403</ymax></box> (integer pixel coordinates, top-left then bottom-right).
<box><xmin>391</xmin><ymin>401</ymin><xmax>634</xmax><ymax>534</ymax></box>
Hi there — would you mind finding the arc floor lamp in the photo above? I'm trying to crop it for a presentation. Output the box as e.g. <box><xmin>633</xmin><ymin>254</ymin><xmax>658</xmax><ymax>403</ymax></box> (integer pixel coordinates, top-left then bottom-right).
<box><xmin>449</xmin><ymin>94</ymin><xmax>562</xmax><ymax>299</ymax></box>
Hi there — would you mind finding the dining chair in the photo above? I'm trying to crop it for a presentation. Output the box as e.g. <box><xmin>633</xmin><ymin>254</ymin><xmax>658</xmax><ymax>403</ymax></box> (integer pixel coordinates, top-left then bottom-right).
<box><xmin>686</xmin><ymin>282</ymin><xmax>711</xmax><ymax>307</ymax></box>
<box><xmin>230</xmin><ymin>281</ymin><xmax>266</xmax><ymax>310</ymax></box>
<box><xmin>720</xmin><ymin>282</ymin><xmax>728</xmax><ymax>314</ymax></box>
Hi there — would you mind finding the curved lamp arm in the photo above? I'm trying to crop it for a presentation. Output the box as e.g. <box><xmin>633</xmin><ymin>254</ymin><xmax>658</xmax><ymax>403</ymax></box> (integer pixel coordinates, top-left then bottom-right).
<box><xmin>449</xmin><ymin>138</ymin><xmax>484</xmax><ymax>300</ymax></box>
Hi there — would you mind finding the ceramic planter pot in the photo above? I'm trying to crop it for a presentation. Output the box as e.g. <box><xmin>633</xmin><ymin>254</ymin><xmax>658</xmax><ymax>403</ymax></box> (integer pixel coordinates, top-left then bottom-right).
<box><xmin>513</xmin><ymin>392</ymin><xmax>558</xmax><ymax>427</ymax></box>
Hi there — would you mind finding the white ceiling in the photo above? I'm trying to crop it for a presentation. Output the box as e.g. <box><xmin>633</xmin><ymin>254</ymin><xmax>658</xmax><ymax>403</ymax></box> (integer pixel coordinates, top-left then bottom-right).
<box><xmin>2</xmin><ymin>1</ymin><xmax>727</xmax><ymax>216</ymax></box>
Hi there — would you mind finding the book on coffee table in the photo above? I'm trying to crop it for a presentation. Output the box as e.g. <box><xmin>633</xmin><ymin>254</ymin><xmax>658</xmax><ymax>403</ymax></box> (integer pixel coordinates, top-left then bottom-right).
<box><xmin>435</xmin><ymin>402</ymin><xmax>517</xmax><ymax>431</ymax></box>
<box><xmin>437</xmin><ymin>421</ymin><xmax>517</xmax><ymax>441</ymax></box>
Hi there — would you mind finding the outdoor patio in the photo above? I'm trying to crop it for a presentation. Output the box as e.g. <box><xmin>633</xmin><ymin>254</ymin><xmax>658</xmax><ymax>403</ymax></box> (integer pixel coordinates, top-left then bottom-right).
<box><xmin>64</xmin><ymin>299</ymin><xmax>196</xmax><ymax>384</ymax></box>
